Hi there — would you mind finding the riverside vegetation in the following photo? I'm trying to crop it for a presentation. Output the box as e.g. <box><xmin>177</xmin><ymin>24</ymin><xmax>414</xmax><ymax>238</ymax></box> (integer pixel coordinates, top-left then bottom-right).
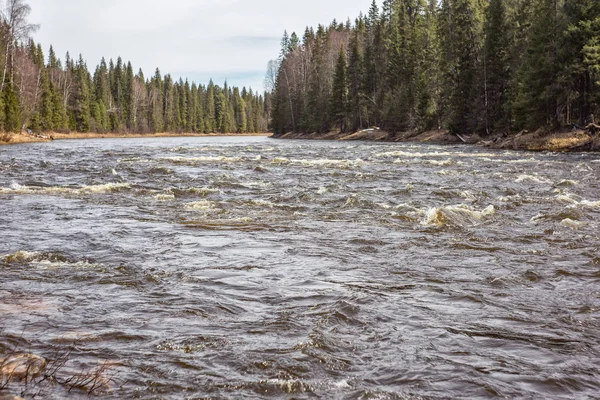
<box><xmin>269</xmin><ymin>0</ymin><xmax>600</xmax><ymax>150</ymax></box>
<box><xmin>0</xmin><ymin>0</ymin><xmax>270</xmax><ymax>144</ymax></box>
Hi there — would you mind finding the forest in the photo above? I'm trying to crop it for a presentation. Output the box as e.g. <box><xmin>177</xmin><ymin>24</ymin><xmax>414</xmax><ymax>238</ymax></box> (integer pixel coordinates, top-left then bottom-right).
<box><xmin>270</xmin><ymin>0</ymin><xmax>600</xmax><ymax>137</ymax></box>
<box><xmin>0</xmin><ymin>0</ymin><xmax>270</xmax><ymax>135</ymax></box>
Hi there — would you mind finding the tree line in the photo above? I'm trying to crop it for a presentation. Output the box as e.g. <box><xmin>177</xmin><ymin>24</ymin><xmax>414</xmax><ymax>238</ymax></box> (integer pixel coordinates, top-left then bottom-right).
<box><xmin>270</xmin><ymin>0</ymin><xmax>600</xmax><ymax>136</ymax></box>
<box><xmin>0</xmin><ymin>0</ymin><xmax>270</xmax><ymax>134</ymax></box>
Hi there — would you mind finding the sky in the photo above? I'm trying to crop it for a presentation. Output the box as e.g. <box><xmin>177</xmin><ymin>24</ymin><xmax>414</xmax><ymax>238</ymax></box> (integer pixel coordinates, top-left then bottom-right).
<box><xmin>28</xmin><ymin>0</ymin><xmax>380</xmax><ymax>92</ymax></box>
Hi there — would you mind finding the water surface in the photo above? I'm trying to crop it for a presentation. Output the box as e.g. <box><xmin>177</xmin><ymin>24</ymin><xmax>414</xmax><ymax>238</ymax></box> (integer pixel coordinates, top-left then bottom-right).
<box><xmin>1</xmin><ymin>137</ymin><xmax>599</xmax><ymax>399</ymax></box>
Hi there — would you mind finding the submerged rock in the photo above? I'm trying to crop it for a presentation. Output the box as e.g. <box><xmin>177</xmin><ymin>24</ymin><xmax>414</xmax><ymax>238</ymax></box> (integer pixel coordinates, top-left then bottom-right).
<box><xmin>0</xmin><ymin>354</ymin><xmax>47</xmax><ymax>380</ymax></box>
<box><xmin>0</xmin><ymin>394</ymin><xmax>25</xmax><ymax>400</ymax></box>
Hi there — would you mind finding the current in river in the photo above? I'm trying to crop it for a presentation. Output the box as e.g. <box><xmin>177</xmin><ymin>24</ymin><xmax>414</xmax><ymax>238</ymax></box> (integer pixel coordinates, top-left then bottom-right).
<box><xmin>1</xmin><ymin>136</ymin><xmax>599</xmax><ymax>399</ymax></box>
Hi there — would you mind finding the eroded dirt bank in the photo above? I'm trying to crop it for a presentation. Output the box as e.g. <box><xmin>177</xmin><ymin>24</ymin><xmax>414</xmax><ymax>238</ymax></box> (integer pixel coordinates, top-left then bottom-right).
<box><xmin>0</xmin><ymin>132</ymin><xmax>271</xmax><ymax>145</ymax></box>
<box><xmin>274</xmin><ymin>128</ymin><xmax>600</xmax><ymax>152</ymax></box>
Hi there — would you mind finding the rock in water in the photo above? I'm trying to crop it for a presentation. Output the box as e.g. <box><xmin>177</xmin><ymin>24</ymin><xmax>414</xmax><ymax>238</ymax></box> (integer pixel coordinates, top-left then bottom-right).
<box><xmin>0</xmin><ymin>354</ymin><xmax>47</xmax><ymax>380</ymax></box>
<box><xmin>0</xmin><ymin>394</ymin><xmax>25</xmax><ymax>400</ymax></box>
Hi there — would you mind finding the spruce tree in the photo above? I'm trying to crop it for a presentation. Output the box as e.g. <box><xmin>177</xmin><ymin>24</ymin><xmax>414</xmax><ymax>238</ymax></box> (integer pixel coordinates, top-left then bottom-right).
<box><xmin>39</xmin><ymin>68</ymin><xmax>55</xmax><ymax>131</ymax></box>
<box><xmin>439</xmin><ymin>0</ymin><xmax>485</xmax><ymax>134</ymax></box>
<box><xmin>331</xmin><ymin>46</ymin><xmax>349</xmax><ymax>132</ymax></box>
<box><xmin>514</xmin><ymin>0</ymin><xmax>566</xmax><ymax>129</ymax></box>
<box><xmin>73</xmin><ymin>55</ymin><xmax>91</xmax><ymax>132</ymax></box>
<box><xmin>205</xmin><ymin>80</ymin><xmax>216</xmax><ymax>132</ymax></box>
<box><xmin>3</xmin><ymin>80</ymin><xmax>21</xmax><ymax>133</ymax></box>
<box><xmin>483</xmin><ymin>0</ymin><xmax>511</xmax><ymax>133</ymax></box>
<box><xmin>348</xmin><ymin>27</ymin><xmax>365</xmax><ymax>131</ymax></box>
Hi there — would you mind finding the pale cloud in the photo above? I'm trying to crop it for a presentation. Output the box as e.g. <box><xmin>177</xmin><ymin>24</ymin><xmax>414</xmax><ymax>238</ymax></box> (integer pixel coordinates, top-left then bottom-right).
<box><xmin>28</xmin><ymin>0</ymin><xmax>379</xmax><ymax>91</ymax></box>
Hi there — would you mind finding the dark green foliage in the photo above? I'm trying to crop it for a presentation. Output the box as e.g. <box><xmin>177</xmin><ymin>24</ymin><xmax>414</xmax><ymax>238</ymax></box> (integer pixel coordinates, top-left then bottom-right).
<box><xmin>513</xmin><ymin>0</ymin><xmax>565</xmax><ymax>129</ymax></box>
<box><xmin>331</xmin><ymin>46</ymin><xmax>349</xmax><ymax>132</ymax></box>
<box><xmin>271</xmin><ymin>0</ymin><xmax>600</xmax><ymax>136</ymax></box>
<box><xmin>3</xmin><ymin>80</ymin><xmax>21</xmax><ymax>132</ymax></box>
<box><xmin>483</xmin><ymin>0</ymin><xmax>511</xmax><ymax>133</ymax></box>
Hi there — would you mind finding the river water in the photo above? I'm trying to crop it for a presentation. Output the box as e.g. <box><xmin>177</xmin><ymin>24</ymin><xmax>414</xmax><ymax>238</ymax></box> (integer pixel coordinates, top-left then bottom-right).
<box><xmin>1</xmin><ymin>136</ymin><xmax>599</xmax><ymax>399</ymax></box>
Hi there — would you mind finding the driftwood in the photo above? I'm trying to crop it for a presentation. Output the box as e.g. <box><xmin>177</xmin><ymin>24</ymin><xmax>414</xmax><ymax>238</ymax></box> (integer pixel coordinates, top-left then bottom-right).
<box><xmin>585</xmin><ymin>123</ymin><xmax>600</xmax><ymax>135</ymax></box>
<box><xmin>455</xmin><ymin>133</ymin><xmax>468</xmax><ymax>143</ymax></box>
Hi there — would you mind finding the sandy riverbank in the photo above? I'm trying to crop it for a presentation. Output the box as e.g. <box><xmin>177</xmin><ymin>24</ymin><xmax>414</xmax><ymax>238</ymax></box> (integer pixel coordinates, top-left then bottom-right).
<box><xmin>273</xmin><ymin>128</ymin><xmax>600</xmax><ymax>152</ymax></box>
<box><xmin>0</xmin><ymin>132</ymin><xmax>272</xmax><ymax>146</ymax></box>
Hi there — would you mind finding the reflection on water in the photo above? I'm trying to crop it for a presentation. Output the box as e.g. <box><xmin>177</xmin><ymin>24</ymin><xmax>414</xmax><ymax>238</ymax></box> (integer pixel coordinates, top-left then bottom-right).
<box><xmin>1</xmin><ymin>136</ymin><xmax>600</xmax><ymax>399</ymax></box>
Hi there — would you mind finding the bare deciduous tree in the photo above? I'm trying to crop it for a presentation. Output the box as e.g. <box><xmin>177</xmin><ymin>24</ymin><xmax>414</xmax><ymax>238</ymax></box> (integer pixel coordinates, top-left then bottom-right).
<box><xmin>1</xmin><ymin>0</ymin><xmax>39</xmax><ymax>92</ymax></box>
<box><xmin>263</xmin><ymin>59</ymin><xmax>280</xmax><ymax>93</ymax></box>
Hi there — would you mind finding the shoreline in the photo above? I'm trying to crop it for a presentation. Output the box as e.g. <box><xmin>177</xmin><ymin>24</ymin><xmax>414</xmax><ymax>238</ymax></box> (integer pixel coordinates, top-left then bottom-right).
<box><xmin>273</xmin><ymin>128</ymin><xmax>600</xmax><ymax>152</ymax></box>
<box><xmin>0</xmin><ymin>132</ymin><xmax>272</xmax><ymax>146</ymax></box>
<box><xmin>3</xmin><ymin>129</ymin><xmax>599</xmax><ymax>153</ymax></box>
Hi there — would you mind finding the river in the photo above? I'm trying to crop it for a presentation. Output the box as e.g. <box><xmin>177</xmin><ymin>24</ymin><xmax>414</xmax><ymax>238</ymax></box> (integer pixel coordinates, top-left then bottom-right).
<box><xmin>1</xmin><ymin>136</ymin><xmax>599</xmax><ymax>399</ymax></box>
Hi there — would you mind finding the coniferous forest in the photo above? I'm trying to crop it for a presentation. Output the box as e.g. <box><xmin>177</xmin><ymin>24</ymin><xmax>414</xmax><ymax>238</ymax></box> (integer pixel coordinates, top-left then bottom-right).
<box><xmin>270</xmin><ymin>0</ymin><xmax>600</xmax><ymax>137</ymax></box>
<box><xmin>0</xmin><ymin>0</ymin><xmax>270</xmax><ymax>135</ymax></box>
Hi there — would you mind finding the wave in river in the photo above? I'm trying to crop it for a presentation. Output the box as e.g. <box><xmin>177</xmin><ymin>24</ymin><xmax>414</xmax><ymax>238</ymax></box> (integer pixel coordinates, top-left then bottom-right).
<box><xmin>422</xmin><ymin>204</ymin><xmax>496</xmax><ymax>227</ymax></box>
<box><xmin>2</xmin><ymin>251</ymin><xmax>101</xmax><ymax>270</ymax></box>
<box><xmin>0</xmin><ymin>182</ymin><xmax>130</xmax><ymax>196</ymax></box>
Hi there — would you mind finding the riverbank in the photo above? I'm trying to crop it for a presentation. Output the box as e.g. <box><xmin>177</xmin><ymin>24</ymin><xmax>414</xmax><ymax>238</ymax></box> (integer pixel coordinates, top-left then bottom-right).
<box><xmin>273</xmin><ymin>128</ymin><xmax>600</xmax><ymax>152</ymax></box>
<box><xmin>0</xmin><ymin>132</ymin><xmax>272</xmax><ymax>145</ymax></box>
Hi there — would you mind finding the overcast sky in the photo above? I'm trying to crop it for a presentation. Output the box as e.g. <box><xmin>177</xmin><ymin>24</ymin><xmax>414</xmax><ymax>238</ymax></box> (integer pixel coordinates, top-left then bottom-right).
<box><xmin>28</xmin><ymin>0</ymin><xmax>380</xmax><ymax>92</ymax></box>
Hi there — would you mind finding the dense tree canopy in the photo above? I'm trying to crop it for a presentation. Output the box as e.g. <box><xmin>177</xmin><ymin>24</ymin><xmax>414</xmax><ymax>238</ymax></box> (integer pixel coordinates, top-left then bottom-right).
<box><xmin>270</xmin><ymin>0</ymin><xmax>600</xmax><ymax>136</ymax></box>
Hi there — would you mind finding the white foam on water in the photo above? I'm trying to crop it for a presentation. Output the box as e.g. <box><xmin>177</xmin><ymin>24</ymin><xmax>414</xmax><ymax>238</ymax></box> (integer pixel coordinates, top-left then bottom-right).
<box><xmin>497</xmin><ymin>194</ymin><xmax>522</xmax><ymax>203</ymax></box>
<box><xmin>425</xmin><ymin>159</ymin><xmax>454</xmax><ymax>166</ymax></box>
<box><xmin>561</xmin><ymin>219</ymin><xmax>588</xmax><ymax>229</ymax></box>
<box><xmin>161</xmin><ymin>156</ymin><xmax>243</xmax><ymax>164</ymax></box>
<box><xmin>557</xmin><ymin>179</ymin><xmax>579</xmax><ymax>186</ymax></box>
<box><xmin>154</xmin><ymin>193</ymin><xmax>175</xmax><ymax>201</ymax></box>
<box><xmin>79</xmin><ymin>183</ymin><xmax>130</xmax><ymax>194</ymax></box>
<box><xmin>375</xmin><ymin>150</ymin><xmax>499</xmax><ymax>158</ymax></box>
<box><xmin>555</xmin><ymin>193</ymin><xmax>600</xmax><ymax>208</ymax></box>
<box><xmin>556</xmin><ymin>194</ymin><xmax>580</xmax><ymax>205</ymax></box>
<box><xmin>243</xmin><ymin>181</ymin><xmax>273</xmax><ymax>189</ymax></box>
<box><xmin>2</xmin><ymin>251</ymin><xmax>102</xmax><ymax>270</ymax></box>
<box><xmin>297</xmin><ymin>158</ymin><xmax>364</xmax><ymax>168</ymax></box>
<box><xmin>422</xmin><ymin>204</ymin><xmax>496</xmax><ymax>227</ymax></box>
<box><xmin>271</xmin><ymin>158</ymin><xmax>363</xmax><ymax>168</ymax></box>
<box><xmin>515</xmin><ymin>174</ymin><xmax>552</xmax><ymax>184</ymax></box>
<box><xmin>436</xmin><ymin>169</ymin><xmax>461</xmax><ymax>176</ymax></box>
<box><xmin>185</xmin><ymin>200</ymin><xmax>221</xmax><ymax>212</ymax></box>
<box><xmin>459</xmin><ymin>190</ymin><xmax>478</xmax><ymax>202</ymax></box>
<box><xmin>581</xmin><ymin>200</ymin><xmax>600</xmax><ymax>208</ymax></box>
<box><xmin>0</xmin><ymin>182</ymin><xmax>130</xmax><ymax>195</ymax></box>
<box><xmin>271</xmin><ymin>157</ymin><xmax>291</xmax><ymax>164</ymax></box>
<box><xmin>246</xmin><ymin>199</ymin><xmax>279</xmax><ymax>208</ymax></box>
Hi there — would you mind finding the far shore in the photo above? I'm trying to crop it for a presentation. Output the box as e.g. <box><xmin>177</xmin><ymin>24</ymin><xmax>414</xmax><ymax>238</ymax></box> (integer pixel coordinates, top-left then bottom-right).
<box><xmin>0</xmin><ymin>132</ymin><xmax>273</xmax><ymax>146</ymax></box>
<box><xmin>3</xmin><ymin>128</ymin><xmax>599</xmax><ymax>153</ymax></box>
<box><xmin>273</xmin><ymin>128</ymin><xmax>600</xmax><ymax>152</ymax></box>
